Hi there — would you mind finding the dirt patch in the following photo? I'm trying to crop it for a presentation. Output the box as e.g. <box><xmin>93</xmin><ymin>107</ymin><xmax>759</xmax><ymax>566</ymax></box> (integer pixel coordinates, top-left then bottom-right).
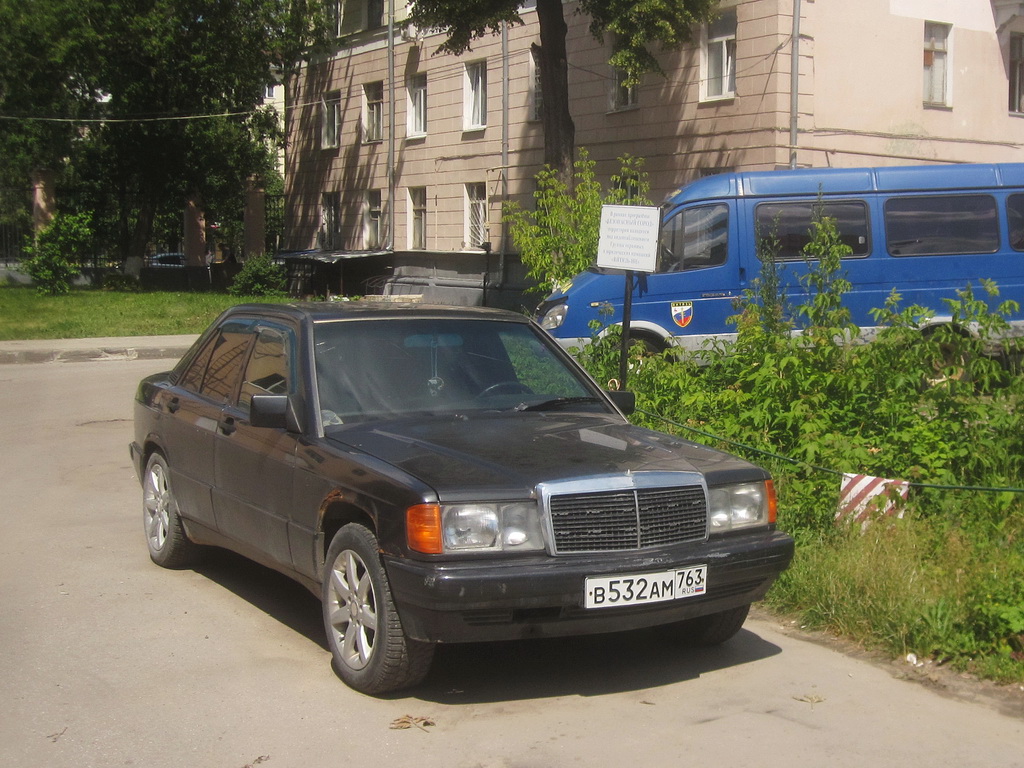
<box><xmin>752</xmin><ymin>606</ymin><xmax>1024</xmax><ymax>721</ymax></box>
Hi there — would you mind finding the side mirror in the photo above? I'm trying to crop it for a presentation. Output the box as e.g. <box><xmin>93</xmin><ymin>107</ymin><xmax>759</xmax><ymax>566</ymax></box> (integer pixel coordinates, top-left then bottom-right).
<box><xmin>606</xmin><ymin>389</ymin><xmax>636</xmax><ymax>416</ymax></box>
<box><xmin>250</xmin><ymin>394</ymin><xmax>300</xmax><ymax>431</ymax></box>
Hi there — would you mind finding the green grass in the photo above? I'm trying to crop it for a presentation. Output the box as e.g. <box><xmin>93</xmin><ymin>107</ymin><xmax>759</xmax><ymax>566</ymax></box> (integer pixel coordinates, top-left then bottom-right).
<box><xmin>0</xmin><ymin>284</ymin><xmax>291</xmax><ymax>340</ymax></box>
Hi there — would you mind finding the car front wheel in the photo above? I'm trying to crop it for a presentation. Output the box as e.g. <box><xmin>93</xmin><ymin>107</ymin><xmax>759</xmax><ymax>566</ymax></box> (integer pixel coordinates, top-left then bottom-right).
<box><xmin>142</xmin><ymin>452</ymin><xmax>199</xmax><ymax>568</ymax></box>
<box><xmin>322</xmin><ymin>524</ymin><xmax>434</xmax><ymax>695</ymax></box>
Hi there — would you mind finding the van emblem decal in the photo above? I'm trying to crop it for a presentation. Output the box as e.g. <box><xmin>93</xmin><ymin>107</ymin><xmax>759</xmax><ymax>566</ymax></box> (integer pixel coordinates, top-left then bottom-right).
<box><xmin>671</xmin><ymin>301</ymin><xmax>694</xmax><ymax>328</ymax></box>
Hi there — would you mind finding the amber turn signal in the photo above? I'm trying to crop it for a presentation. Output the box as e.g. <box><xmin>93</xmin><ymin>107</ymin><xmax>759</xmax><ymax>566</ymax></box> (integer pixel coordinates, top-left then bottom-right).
<box><xmin>766</xmin><ymin>479</ymin><xmax>778</xmax><ymax>524</ymax></box>
<box><xmin>407</xmin><ymin>504</ymin><xmax>443</xmax><ymax>554</ymax></box>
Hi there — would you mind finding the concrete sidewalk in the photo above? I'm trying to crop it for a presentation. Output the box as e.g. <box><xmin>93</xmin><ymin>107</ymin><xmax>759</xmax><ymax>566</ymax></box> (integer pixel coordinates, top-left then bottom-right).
<box><xmin>0</xmin><ymin>335</ymin><xmax>198</xmax><ymax>364</ymax></box>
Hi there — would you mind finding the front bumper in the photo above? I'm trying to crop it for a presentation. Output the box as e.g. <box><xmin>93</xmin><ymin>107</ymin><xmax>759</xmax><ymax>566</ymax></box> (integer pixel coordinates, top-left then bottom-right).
<box><xmin>385</xmin><ymin>529</ymin><xmax>794</xmax><ymax>643</ymax></box>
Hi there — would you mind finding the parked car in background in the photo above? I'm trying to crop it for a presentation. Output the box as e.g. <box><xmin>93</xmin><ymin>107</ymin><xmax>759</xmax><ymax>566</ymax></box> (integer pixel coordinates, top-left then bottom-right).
<box><xmin>144</xmin><ymin>252</ymin><xmax>186</xmax><ymax>268</ymax></box>
<box><xmin>130</xmin><ymin>303</ymin><xmax>794</xmax><ymax>694</ymax></box>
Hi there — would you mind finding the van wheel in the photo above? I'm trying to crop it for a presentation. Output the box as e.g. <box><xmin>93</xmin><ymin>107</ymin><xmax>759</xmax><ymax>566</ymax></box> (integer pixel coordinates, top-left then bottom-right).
<box><xmin>322</xmin><ymin>524</ymin><xmax>434</xmax><ymax>695</ymax></box>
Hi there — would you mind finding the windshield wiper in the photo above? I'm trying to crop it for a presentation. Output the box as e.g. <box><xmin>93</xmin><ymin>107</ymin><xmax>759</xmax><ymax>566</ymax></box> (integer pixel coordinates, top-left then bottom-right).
<box><xmin>516</xmin><ymin>396</ymin><xmax>602</xmax><ymax>412</ymax></box>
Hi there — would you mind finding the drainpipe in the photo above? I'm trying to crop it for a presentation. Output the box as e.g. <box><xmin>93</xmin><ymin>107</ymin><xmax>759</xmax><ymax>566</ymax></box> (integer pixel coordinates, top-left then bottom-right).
<box><xmin>387</xmin><ymin>0</ymin><xmax>396</xmax><ymax>249</ymax></box>
<box><xmin>789</xmin><ymin>0</ymin><xmax>801</xmax><ymax>169</ymax></box>
<box><xmin>497</xmin><ymin>21</ymin><xmax>510</xmax><ymax>290</ymax></box>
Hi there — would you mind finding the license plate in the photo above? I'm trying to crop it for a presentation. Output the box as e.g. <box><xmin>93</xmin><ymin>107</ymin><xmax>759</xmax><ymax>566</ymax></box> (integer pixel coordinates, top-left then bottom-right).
<box><xmin>584</xmin><ymin>564</ymin><xmax>708</xmax><ymax>609</ymax></box>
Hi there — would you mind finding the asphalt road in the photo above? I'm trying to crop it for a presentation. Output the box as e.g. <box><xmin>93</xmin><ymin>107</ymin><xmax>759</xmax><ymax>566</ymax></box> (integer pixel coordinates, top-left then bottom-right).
<box><xmin>1</xmin><ymin>357</ymin><xmax>1022</xmax><ymax>768</ymax></box>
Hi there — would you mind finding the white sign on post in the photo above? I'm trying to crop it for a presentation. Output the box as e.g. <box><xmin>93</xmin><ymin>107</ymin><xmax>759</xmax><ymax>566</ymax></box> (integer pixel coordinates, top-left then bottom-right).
<box><xmin>596</xmin><ymin>205</ymin><xmax>661</xmax><ymax>273</ymax></box>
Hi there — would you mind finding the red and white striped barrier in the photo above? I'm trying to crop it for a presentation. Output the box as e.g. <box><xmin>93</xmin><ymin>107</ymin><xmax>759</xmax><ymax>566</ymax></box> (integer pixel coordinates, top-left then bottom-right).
<box><xmin>836</xmin><ymin>473</ymin><xmax>909</xmax><ymax>528</ymax></box>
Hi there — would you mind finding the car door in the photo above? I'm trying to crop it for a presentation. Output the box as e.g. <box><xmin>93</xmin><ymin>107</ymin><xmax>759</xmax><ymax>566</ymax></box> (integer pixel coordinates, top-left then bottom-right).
<box><xmin>212</xmin><ymin>322</ymin><xmax>298</xmax><ymax>567</ymax></box>
<box><xmin>155</xmin><ymin>319</ymin><xmax>253</xmax><ymax>529</ymax></box>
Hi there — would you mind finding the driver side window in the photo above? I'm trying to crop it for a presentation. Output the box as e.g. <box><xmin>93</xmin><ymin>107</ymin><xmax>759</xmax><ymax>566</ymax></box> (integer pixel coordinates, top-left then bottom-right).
<box><xmin>658</xmin><ymin>204</ymin><xmax>729</xmax><ymax>273</ymax></box>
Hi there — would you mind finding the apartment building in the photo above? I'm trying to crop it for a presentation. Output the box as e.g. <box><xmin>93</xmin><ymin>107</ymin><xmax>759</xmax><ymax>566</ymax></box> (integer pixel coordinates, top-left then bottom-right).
<box><xmin>283</xmin><ymin>0</ymin><xmax>1024</xmax><ymax>301</ymax></box>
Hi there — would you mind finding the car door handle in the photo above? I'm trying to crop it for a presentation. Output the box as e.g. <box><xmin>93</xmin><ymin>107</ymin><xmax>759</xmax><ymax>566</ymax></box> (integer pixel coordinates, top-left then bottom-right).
<box><xmin>167</xmin><ymin>397</ymin><xmax>180</xmax><ymax>414</ymax></box>
<box><xmin>219</xmin><ymin>416</ymin><xmax>237</xmax><ymax>435</ymax></box>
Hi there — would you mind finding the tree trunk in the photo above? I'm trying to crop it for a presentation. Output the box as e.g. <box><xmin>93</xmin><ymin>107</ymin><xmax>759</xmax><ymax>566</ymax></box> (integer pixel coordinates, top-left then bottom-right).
<box><xmin>534</xmin><ymin>0</ymin><xmax>575</xmax><ymax>188</ymax></box>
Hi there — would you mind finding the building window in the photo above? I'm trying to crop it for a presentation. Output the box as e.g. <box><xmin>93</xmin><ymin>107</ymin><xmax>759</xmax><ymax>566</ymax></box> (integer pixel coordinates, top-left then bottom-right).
<box><xmin>327</xmin><ymin>0</ymin><xmax>341</xmax><ymax>37</ymax></box>
<box><xmin>367</xmin><ymin>0</ymin><xmax>383</xmax><ymax>28</ymax></box>
<box><xmin>364</xmin><ymin>81</ymin><xmax>384</xmax><ymax>142</ymax></box>
<box><xmin>924</xmin><ymin>21</ymin><xmax>950</xmax><ymax>107</ymax></box>
<box><xmin>321</xmin><ymin>192</ymin><xmax>341</xmax><ymax>249</ymax></box>
<box><xmin>702</xmin><ymin>10</ymin><xmax>736</xmax><ymax>101</ymax></box>
<box><xmin>1010</xmin><ymin>33</ymin><xmax>1024</xmax><ymax>113</ymax></box>
<box><xmin>529</xmin><ymin>47</ymin><xmax>543</xmax><ymax>121</ymax></box>
<box><xmin>466</xmin><ymin>183</ymin><xmax>488</xmax><ymax>248</ymax></box>
<box><xmin>321</xmin><ymin>91</ymin><xmax>341</xmax><ymax>149</ymax></box>
<box><xmin>610</xmin><ymin>67</ymin><xmax>638</xmax><ymax>111</ymax></box>
<box><xmin>364</xmin><ymin>190</ymin><xmax>382</xmax><ymax>249</ymax></box>
<box><xmin>407</xmin><ymin>74</ymin><xmax>427</xmax><ymax>136</ymax></box>
<box><xmin>464</xmin><ymin>60</ymin><xmax>488</xmax><ymax>130</ymax></box>
<box><xmin>409</xmin><ymin>187</ymin><xmax>427</xmax><ymax>250</ymax></box>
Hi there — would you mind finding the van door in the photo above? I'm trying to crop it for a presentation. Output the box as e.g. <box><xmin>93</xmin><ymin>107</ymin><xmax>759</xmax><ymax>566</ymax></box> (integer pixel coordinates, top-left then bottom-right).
<box><xmin>627</xmin><ymin>202</ymin><xmax>741</xmax><ymax>350</ymax></box>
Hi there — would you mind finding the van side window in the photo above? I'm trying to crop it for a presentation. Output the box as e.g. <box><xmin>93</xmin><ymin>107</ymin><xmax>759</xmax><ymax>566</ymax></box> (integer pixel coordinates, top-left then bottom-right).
<box><xmin>755</xmin><ymin>200</ymin><xmax>870</xmax><ymax>261</ymax></box>
<box><xmin>658</xmin><ymin>203</ymin><xmax>728</xmax><ymax>273</ymax></box>
<box><xmin>1007</xmin><ymin>194</ymin><xmax>1024</xmax><ymax>251</ymax></box>
<box><xmin>885</xmin><ymin>195</ymin><xmax>999</xmax><ymax>256</ymax></box>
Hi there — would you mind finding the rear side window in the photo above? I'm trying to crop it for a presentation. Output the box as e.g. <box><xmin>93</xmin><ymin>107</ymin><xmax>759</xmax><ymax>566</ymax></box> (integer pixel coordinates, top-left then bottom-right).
<box><xmin>658</xmin><ymin>203</ymin><xmax>729</xmax><ymax>273</ymax></box>
<box><xmin>1008</xmin><ymin>194</ymin><xmax>1024</xmax><ymax>251</ymax></box>
<box><xmin>180</xmin><ymin>320</ymin><xmax>253</xmax><ymax>404</ymax></box>
<box><xmin>755</xmin><ymin>200</ymin><xmax>870</xmax><ymax>261</ymax></box>
<box><xmin>884</xmin><ymin>195</ymin><xmax>999</xmax><ymax>256</ymax></box>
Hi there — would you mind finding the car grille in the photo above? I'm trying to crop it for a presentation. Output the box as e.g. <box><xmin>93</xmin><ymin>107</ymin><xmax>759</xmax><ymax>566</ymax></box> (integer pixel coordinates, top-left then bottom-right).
<box><xmin>548</xmin><ymin>485</ymin><xmax>707</xmax><ymax>553</ymax></box>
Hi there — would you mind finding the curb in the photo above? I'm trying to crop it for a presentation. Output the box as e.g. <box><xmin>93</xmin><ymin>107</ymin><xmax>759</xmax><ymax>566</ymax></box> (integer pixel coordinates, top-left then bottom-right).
<box><xmin>0</xmin><ymin>337</ymin><xmax>198</xmax><ymax>365</ymax></box>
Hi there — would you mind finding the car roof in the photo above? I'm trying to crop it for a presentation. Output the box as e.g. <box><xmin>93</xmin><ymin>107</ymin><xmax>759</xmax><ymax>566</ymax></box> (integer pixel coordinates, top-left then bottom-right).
<box><xmin>223</xmin><ymin>302</ymin><xmax>533</xmax><ymax>326</ymax></box>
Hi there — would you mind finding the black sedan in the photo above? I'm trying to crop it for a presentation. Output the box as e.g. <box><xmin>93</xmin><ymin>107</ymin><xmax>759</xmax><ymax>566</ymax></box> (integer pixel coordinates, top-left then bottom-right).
<box><xmin>131</xmin><ymin>303</ymin><xmax>793</xmax><ymax>694</ymax></box>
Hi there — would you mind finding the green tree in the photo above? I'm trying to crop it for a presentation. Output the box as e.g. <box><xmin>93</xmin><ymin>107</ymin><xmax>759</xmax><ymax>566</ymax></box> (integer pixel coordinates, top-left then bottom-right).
<box><xmin>0</xmin><ymin>0</ymin><xmax>329</xmax><ymax>261</ymax></box>
<box><xmin>408</xmin><ymin>0</ymin><xmax>719</xmax><ymax>185</ymax></box>
<box><xmin>504</xmin><ymin>149</ymin><xmax>650</xmax><ymax>294</ymax></box>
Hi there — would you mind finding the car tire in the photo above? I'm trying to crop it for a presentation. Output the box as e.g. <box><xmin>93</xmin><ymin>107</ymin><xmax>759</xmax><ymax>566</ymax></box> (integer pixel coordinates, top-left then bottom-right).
<box><xmin>142</xmin><ymin>452</ymin><xmax>200</xmax><ymax>569</ymax></box>
<box><xmin>662</xmin><ymin>603</ymin><xmax>751</xmax><ymax>646</ymax></box>
<box><xmin>322</xmin><ymin>524</ymin><xmax>434</xmax><ymax>695</ymax></box>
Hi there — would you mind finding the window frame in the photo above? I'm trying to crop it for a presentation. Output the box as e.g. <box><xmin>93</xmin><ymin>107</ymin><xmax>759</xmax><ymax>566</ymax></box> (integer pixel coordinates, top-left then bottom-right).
<box><xmin>364</xmin><ymin>189</ymin><xmax>383</xmax><ymax>249</ymax></box>
<box><xmin>923</xmin><ymin>20</ymin><xmax>952</xmax><ymax>108</ymax></box>
<box><xmin>321</xmin><ymin>91</ymin><xmax>341</xmax><ymax>149</ymax></box>
<box><xmin>409</xmin><ymin>187</ymin><xmax>427</xmax><ymax>250</ymax></box>
<box><xmin>1011</xmin><ymin>33</ymin><xmax>1024</xmax><ymax>114</ymax></box>
<box><xmin>465</xmin><ymin>182</ymin><xmax>488</xmax><ymax>248</ymax></box>
<box><xmin>610</xmin><ymin>66</ymin><xmax>638</xmax><ymax>111</ymax></box>
<box><xmin>701</xmin><ymin>10</ymin><xmax>737</xmax><ymax>102</ymax></box>
<box><xmin>407</xmin><ymin>73</ymin><xmax>427</xmax><ymax>137</ymax></box>
<box><xmin>364</xmin><ymin>81</ymin><xmax>384</xmax><ymax>143</ymax></box>
<box><xmin>464</xmin><ymin>60</ymin><xmax>488</xmax><ymax>131</ymax></box>
<box><xmin>321</xmin><ymin>191</ymin><xmax>342</xmax><ymax>250</ymax></box>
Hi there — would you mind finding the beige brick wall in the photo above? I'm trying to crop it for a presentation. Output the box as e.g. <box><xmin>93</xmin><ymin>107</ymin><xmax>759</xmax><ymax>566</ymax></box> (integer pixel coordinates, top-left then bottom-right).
<box><xmin>285</xmin><ymin>0</ymin><xmax>1024</xmax><ymax>259</ymax></box>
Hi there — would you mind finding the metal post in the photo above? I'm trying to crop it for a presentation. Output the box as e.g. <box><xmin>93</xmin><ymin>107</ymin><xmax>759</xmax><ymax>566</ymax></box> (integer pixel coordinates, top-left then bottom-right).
<box><xmin>619</xmin><ymin>271</ymin><xmax>634</xmax><ymax>389</ymax></box>
<box><xmin>789</xmin><ymin>0</ymin><xmax>801</xmax><ymax>169</ymax></box>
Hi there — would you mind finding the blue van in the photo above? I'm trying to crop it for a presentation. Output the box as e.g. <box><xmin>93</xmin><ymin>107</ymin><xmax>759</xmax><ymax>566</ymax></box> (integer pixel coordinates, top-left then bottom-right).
<box><xmin>536</xmin><ymin>163</ymin><xmax>1024</xmax><ymax>353</ymax></box>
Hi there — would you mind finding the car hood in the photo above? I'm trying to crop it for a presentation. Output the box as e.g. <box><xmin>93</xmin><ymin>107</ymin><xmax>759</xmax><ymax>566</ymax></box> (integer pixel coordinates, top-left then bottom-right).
<box><xmin>326</xmin><ymin>412</ymin><xmax>759</xmax><ymax>500</ymax></box>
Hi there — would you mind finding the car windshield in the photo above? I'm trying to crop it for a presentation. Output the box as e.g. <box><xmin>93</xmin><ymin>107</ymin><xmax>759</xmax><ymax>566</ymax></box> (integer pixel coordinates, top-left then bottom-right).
<box><xmin>313</xmin><ymin>317</ymin><xmax>604</xmax><ymax>424</ymax></box>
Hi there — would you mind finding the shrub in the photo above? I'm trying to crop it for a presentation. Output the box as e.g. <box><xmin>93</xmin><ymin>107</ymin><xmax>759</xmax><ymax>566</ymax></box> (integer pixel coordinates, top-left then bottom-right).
<box><xmin>22</xmin><ymin>212</ymin><xmax>93</xmax><ymax>295</ymax></box>
<box><xmin>571</xmin><ymin>204</ymin><xmax>1024</xmax><ymax>682</ymax></box>
<box><xmin>228</xmin><ymin>253</ymin><xmax>287</xmax><ymax>297</ymax></box>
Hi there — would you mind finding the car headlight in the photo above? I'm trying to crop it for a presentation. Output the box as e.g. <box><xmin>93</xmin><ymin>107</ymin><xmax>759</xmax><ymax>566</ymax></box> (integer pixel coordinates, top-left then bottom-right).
<box><xmin>540</xmin><ymin>301</ymin><xmax>568</xmax><ymax>330</ymax></box>
<box><xmin>708</xmin><ymin>480</ymin><xmax>776</xmax><ymax>532</ymax></box>
<box><xmin>406</xmin><ymin>502</ymin><xmax>545</xmax><ymax>554</ymax></box>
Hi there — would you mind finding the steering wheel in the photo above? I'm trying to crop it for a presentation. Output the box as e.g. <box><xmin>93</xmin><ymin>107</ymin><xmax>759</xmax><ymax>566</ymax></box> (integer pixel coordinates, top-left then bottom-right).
<box><xmin>478</xmin><ymin>380</ymin><xmax>533</xmax><ymax>398</ymax></box>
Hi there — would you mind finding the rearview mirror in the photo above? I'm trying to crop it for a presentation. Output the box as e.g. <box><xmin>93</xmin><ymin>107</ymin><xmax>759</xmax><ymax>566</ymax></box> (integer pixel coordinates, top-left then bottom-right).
<box><xmin>250</xmin><ymin>394</ymin><xmax>299</xmax><ymax>431</ymax></box>
<box><xmin>606</xmin><ymin>390</ymin><xmax>636</xmax><ymax>416</ymax></box>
